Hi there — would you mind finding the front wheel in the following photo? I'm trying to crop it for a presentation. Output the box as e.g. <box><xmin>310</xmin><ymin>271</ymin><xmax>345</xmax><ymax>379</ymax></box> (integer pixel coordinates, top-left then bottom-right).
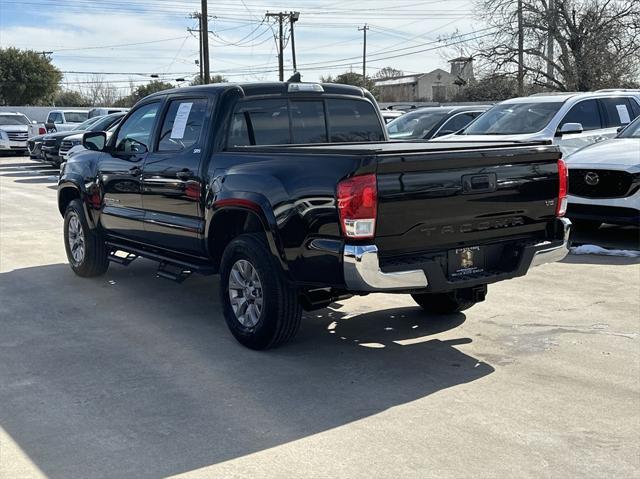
<box><xmin>219</xmin><ymin>234</ymin><xmax>302</xmax><ymax>350</ymax></box>
<box><xmin>63</xmin><ymin>199</ymin><xmax>109</xmax><ymax>277</ymax></box>
<box><xmin>411</xmin><ymin>287</ymin><xmax>486</xmax><ymax>314</ymax></box>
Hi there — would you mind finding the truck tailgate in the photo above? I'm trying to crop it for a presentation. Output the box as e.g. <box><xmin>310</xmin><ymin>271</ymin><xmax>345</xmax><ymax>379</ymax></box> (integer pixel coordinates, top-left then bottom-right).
<box><xmin>374</xmin><ymin>144</ymin><xmax>561</xmax><ymax>257</ymax></box>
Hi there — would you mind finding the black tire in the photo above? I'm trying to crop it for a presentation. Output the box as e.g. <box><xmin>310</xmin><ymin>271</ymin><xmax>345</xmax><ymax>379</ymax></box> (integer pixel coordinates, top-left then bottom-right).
<box><xmin>63</xmin><ymin>199</ymin><xmax>109</xmax><ymax>277</ymax></box>
<box><xmin>572</xmin><ymin>219</ymin><xmax>602</xmax><ymax>230</ymax></box>
<box><xmin>411</xmin><ymin>290</ymin><xmax>478</xmax><ymax>314</ymax></box>
<box><xmin>219</xmin><ymin>233</ymin><xmax>302</xmax><ymax>350</ymax></box>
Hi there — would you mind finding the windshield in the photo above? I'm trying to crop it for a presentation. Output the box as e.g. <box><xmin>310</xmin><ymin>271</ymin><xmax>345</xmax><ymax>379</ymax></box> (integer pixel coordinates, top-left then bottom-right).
<box><xmin>618</xmin><ymin>116</ymin><xmax>640</xmax><ymax>138</ymax></box>
<box><xmin>65</xmin><ymin>112</ymin><xmax>89</xmax><ymax>123</ymax></box>
<box><xmin>89</xmin><ymin>114</ymin><xmax>123</xmax><ymax>132</ymax></box>
<box><xmin>0</xmin><ymin>114</ymin><xmax>30</xmax><ymax>125</ymax></box>
<box><xmin>72</xmin><ymin>116</ymin><xmax>101</xmax><ymax>131</ymax></box>
<box><xmin>387</xmin><ymin>109</ymin><xmax>448</xmax><ymax>139</ymax></box>
<box><xmin>461</xmin><ymin>102</ymin><xmax>563</xmax><ymax>135</ymax></box>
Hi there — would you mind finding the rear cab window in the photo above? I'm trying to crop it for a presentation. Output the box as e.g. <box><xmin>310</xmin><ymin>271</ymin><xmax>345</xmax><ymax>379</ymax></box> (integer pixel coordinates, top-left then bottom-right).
<box><xmin>227</xmin><ymin>96</ymin><xmax>384</xmax><ymax>147</ymax></box>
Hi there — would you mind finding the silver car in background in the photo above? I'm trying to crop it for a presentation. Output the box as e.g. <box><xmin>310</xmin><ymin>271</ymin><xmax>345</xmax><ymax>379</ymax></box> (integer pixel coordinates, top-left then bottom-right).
<box><xmin>439</xmin><ymin>92</ymin><xmax>640</xmax><ymax>156</ymax></box>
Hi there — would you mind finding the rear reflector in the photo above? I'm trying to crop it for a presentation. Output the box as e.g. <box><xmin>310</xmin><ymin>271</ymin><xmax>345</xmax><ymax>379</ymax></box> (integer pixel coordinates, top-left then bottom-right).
<box><xmin>557</xmin><ymin>159</ymin><xmax>568</xmax><ymax>217</ymax></box>
<box><xmin>337</xmin><ymin>174</ymin><xmax>377</xmax><ymax>238</ymax></box>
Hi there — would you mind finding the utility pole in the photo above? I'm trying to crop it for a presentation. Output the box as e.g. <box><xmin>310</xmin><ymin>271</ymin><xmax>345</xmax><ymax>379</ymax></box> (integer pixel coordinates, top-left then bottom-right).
<box><xmin>289</xmin><ymin>11</ymin><xmax>300</xmax><ymax>72</ymax></box>
<box><xmin>546</xmin><ymin>0</ymin><xmax>555</xmax><ymax>84</ymax></box>
<box><xmin>358</xmin><ymin>24</ymin><xmax>369</xmax><ymax>80</ymax></box>
<box><xmin>517</xmin><ymin>0</ymin><xmax>524</xmax><ymax>96</ymax></box>
<box><xmin>266</xmin><ymin>12</ymin><xmax>285</xmax><ymax>81</ymax></box>
<box><xmin>201</xmin><ymin>0</ymin><xmax>210</xmax><ymax>84</ymax></box>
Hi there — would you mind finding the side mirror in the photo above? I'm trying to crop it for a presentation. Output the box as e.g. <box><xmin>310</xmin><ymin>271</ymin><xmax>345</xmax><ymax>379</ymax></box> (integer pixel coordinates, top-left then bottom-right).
<box><xmin>83</xmin><ymin>131</ymin><xmax>107</xmax><ymax>151</ymax></box>
<box><xmin>616</xmin><ymin>125</ymin><xmax>625</xmax><ymax>133</ymax></box>
<box><xmin>558</xmin><ymin>122</ymin><xmax>583</xmax><ymax>135</ymax></box>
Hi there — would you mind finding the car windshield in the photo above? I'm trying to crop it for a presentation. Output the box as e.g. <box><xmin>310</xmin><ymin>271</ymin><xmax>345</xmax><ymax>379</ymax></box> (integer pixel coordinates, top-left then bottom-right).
<box><xmin>461</xmin><ymin>102</ymin><xmax>563</xmax><ymax>135</ymax></box>
<box><xmin>65</xmin><ymin>112</ymin><xmax>89</xmax><ymax>123</ymax></box>
<box><xmin>88</xmin><ymin>114</ymin><xmax>123</xmax><ymax>132</ymax></box>
<box><xmin>0</xmin><ymin>114</ymin><xmax>30</xmax><ymax>125</ymax></box>
<box><xmin>617</xmin><ymin>117</ymin><xmax>640</xmax><ymax>138</ymax></box>
<box><xmin>72</xmin><ymin>117</ymin><xmax>102</xmax><ymax>131</ymax></box>
<box><xmin>387</xmin><ymin>109</ymin><xmax>449</xmax><ymax>139</ymax></box>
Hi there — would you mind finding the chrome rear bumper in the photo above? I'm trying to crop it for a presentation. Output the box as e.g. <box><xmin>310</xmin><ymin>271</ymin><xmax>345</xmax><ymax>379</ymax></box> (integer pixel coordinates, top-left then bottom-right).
<box><xmin>343</xmin><ymin>218</ymin><xmax>571</xmax><ymax>292</ymax></box>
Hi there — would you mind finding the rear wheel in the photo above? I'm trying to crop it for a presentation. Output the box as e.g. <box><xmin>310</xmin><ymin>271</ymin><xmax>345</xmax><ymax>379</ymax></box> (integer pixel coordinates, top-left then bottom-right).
<box><xmin>219</xmin><ymin>234</ymin><xmax>302</xmax><ymax>350</ymax></box>
<box><xmin>63</xmin><ymin>199</ymin><xmax>109</xmax><ymax>277</ymax></box>
<box><xmin>411</xmin><ymin>287</ymin><xmax>485</xmax><ymax>314</ymax></box>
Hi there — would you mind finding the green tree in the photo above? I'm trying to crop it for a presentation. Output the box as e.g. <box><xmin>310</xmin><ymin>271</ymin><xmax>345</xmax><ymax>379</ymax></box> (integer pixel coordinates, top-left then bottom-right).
<box><xmin>190</xmin><ymin>74</ymin><xmax>227</xmax><ymax>86</ymax></box>
<box><xmin>321</xmin><ymin>72</ymin><xmax>379</xmax><ymax>96</ymax></box>
<box><xmin>55</xmin><ymin>90</ymin><xmax>91</xmax><ymax>107</ymax></box>
<box><xmin>0</xmin><ymin>48</ymin><xmax>62</xmax><ymax>105</ymax></box>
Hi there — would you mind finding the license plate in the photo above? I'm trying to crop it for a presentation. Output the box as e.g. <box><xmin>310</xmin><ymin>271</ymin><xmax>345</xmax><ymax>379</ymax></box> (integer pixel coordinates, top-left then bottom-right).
<box><xmin>448</xmin><ymin>246</ymin><xmax>485</xmax><ymax>278</ymax></box>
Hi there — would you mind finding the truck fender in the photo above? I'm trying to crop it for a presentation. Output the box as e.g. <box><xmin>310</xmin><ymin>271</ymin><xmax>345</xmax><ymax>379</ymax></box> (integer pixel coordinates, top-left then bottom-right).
<box><xmin>57</xmin><ymin>173</ymin><xmax>99</xmax><ymax>229</ymax></box>
<box><xmin>204</xmin><ymin>190</ymin><xmax>289</xmax><ymax>273</ymax></box>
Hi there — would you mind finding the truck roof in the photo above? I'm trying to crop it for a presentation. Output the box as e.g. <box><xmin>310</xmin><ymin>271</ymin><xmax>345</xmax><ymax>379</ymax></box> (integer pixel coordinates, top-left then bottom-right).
<box><xmin>147</xmin><ymin>82</ymin><xmax>369</xmax><ymax>99</ymax></box>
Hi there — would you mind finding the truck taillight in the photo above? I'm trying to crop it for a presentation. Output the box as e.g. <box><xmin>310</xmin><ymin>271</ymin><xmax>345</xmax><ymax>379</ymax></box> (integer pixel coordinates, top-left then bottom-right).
<box><xmin>38</xmin><ymin>127</ymin><xmax>46</xmax><ymax>135</ymax></box>
<box><xmin>557</xmin><ymin>159</ymin><xmax>568</xmax><ymax>217</ymax></box>
<box><xmin>337</xmin><ymin>174</ymin><xmax>377</xmax><ymax>238</ymax></box>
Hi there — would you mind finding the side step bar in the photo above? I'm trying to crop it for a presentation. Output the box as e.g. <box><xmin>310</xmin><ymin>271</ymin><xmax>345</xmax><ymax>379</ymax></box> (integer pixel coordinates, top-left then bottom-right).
<box><xmin>106</xmin><ymin>241</ymin><xmax>215</xmax><ymax>283</ymax></box>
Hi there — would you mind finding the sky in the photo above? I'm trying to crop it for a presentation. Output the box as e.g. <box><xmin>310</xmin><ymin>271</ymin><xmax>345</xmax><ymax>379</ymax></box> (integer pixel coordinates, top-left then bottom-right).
<box><xmin>0</xmin><ymin>0</ymin><xmax>480</xmax><ymax>94</ymax></box>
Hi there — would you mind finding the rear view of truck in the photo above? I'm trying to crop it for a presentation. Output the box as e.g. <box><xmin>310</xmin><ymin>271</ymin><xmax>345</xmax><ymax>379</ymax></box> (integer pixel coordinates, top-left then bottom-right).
<box><xmin>339</xmin><ymin>141</ymin><xmax>570</xmax><ymax>313</ymax></box>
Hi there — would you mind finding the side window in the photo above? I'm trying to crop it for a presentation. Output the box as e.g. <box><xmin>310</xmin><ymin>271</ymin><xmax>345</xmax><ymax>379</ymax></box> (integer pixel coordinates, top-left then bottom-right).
<box><xmin>600</xmin><ymin>98</ymin><xmax>637</xmax><ymax>127</ymax></box>
<box><xmin>115</xmin><ymin>102</ymin><xmax>160</xmax><ymax>154</ymax></box>
<box><xmin>326</xmin><ymin>99</ymin><xmax>384</xmax><ymax>142</ymax></box>
<box><xmin>560</xmin><ymin>100</ymin><xmax>602</xmax><ymax>131</ymax></box>
<box><xmin>630</xmin><ymin>99</ymin><xmax>640</xmax><ymax>118</ymax></box>
<box><xmin>435</xmin><ymin>113</ymin><xmax>475</xmax><ymax>137</ymax></box>
<box><xmin>228</xmin><ymin>99</ymin><xmax>290</xmax><ymax>146</ymax></box>
<box><xmin>48</xmin><ymin>112</ymin><xmax>62</xmax><ymax>124</ymax></box>
<box><xmin>291</xmin><ymin>100</ymin><xmax>327</xmax><ymax>143</ymax></box>
<box><xmin>158</xmin><ymin>98</ymin><xmax>208</xmax><ymax>152</ymax></box>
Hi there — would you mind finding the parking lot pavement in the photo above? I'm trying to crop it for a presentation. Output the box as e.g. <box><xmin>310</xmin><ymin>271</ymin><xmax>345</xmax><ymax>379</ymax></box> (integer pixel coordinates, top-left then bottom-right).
<box><xmin>0</xmin><ymin>154</ymin><xmax>638</xmax><ymax>479</ymax></box>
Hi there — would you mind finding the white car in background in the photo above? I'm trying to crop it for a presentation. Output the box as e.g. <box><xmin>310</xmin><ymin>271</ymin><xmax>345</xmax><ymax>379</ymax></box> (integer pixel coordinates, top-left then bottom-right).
<box><xmin>438</xmin><ymin>92</ymin><xmax>640</xmax><ymax>156</ymax></box>
<box><xmin>565</xmin><ymin>116</ymin><xmax>640</xmax><ymax>228</ymax></box>
<box><xmin>0</xmin><ymin>112</ymin><xmax>38</xmax><ymax>155</ymax></box>
<box><xmin>45</xmin><ymin>110</ymin><xmax>90</xmax><ymax>133</ymax></box>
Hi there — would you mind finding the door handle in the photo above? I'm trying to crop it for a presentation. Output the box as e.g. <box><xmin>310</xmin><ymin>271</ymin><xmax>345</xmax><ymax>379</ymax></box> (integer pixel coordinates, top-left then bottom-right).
<box><xmin>129</xmin><ymin>166</ymin><xmax>142</xmax><ymax>176</ymax></box>
<box><xmin>176</xmin><ymin>169</ymin><xmax>194</xmax><ymax>180</ymax></box>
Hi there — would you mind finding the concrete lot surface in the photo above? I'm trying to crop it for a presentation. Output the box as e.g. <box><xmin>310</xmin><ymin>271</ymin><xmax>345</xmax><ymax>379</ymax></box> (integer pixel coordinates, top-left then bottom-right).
<box><xmin>0</xmin><ymin>155</ymin><xmax>639</xmax><ymax>479</ymax></box>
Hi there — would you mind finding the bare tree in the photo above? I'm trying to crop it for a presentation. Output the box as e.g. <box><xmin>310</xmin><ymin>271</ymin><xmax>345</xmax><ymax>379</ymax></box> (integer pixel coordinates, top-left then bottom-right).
<box><xmin>80</xmin><ymin>74</ymin><xmax>122</xmax><ymax>106</ymax></box>
<box><xmin>374</xmin><ymin>67</ymin><xmax>405</xmax><ymax>80</ymax></box>
<box><xmin>469</xmin><ymin>0</ymin><xmax>640</xmax><ymax>91</ymax></box>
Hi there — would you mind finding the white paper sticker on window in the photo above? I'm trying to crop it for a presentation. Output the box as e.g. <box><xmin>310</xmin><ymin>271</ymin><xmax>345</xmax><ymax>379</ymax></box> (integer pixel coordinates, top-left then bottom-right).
<box><xmin>170</xmin><ymin>102</ymin><xmax>193</xmax><ymax>139</ymax></box>
<box><xmin>616</xmin><ymin>104</ymin><xmax>631</xmax><ymax>124</ymax></box>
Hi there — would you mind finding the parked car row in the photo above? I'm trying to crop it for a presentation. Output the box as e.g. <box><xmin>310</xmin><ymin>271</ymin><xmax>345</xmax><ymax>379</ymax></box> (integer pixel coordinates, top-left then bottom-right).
<box><xmin>29</xmin><ymin>112</ymin><xmax>125</xmax><ymax>167</ymax></box>
<box><xmin>383</xmin><ymin>91</ymin><xmax>640</xmax><ymax>228</ymax></box>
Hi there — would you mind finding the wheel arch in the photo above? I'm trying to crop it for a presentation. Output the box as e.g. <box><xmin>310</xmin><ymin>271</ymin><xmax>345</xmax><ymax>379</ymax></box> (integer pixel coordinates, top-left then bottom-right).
<box><xmin>205</xmin><ymin>201</ymin><xmax>288</xmax><ymax>275</ymax></box>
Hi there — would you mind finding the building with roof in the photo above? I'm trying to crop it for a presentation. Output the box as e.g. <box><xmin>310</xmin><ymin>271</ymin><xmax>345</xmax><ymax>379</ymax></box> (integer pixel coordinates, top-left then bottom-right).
<box><xmin>374</xmin><ymin>57</ymin><xmax>474</xmax><ymax>102</ymax></box>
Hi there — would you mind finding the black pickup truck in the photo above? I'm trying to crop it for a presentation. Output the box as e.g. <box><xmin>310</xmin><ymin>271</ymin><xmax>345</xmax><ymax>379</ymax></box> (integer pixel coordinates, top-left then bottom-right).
<box><xmin>58</xmin><ymin>82</ymin><xmax>571</xmax><ymax>349</ymax></box>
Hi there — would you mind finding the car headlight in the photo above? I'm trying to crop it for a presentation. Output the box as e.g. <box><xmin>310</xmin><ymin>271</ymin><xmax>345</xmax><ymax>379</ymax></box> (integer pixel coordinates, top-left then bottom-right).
<box><xmin>0</xmin><ymin>130</ymin><xmax>8</xmax><ymax>140</ymax></box>
<box><xmin>72</xmin><ymin>140</ymin><xmax>82</xmax><ymax>146</ymax></box>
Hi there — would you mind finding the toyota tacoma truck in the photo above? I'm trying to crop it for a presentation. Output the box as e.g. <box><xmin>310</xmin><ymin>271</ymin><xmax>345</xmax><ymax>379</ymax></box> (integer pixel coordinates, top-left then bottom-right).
<box><xmin>58</xmin><ymin>82</ymin><xmax>571</xmax><ymax>350</ymax></box>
